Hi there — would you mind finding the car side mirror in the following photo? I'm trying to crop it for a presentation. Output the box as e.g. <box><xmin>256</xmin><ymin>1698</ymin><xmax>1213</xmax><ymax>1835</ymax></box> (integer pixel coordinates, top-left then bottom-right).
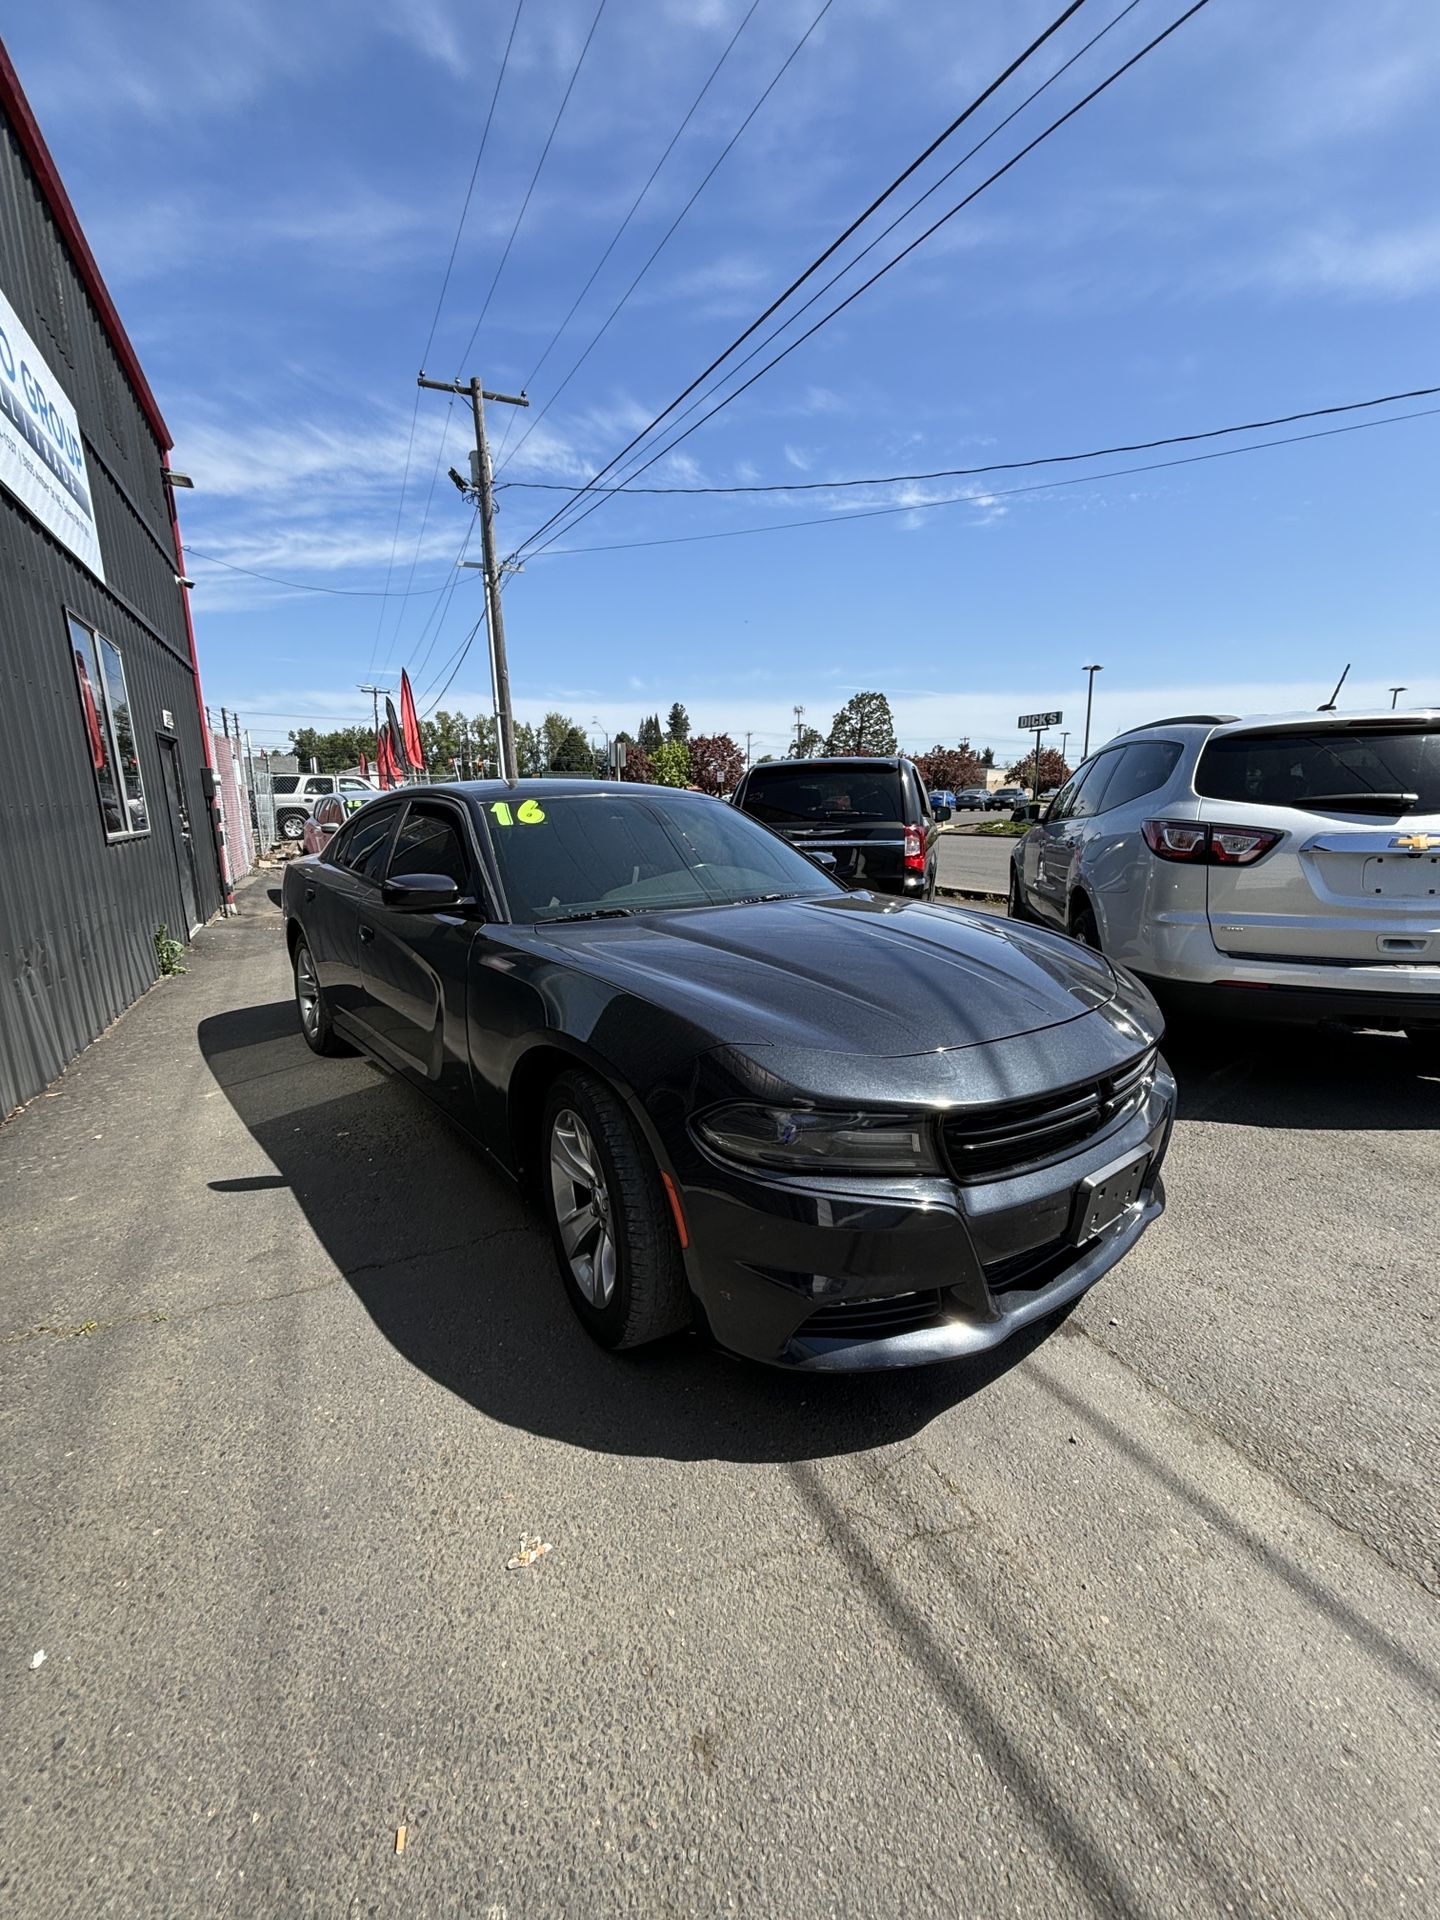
<box><xmin>933</xmin><ymin>804</ymin><xmax>952</xmax><ymax>823</ymax></box>
<box><xmin>381</xmin><ymin>873</ymin><xmax>464</xmax><ymax>911</ymax></box>
<box><xmin>806</xmin><ymin>849</ymin><xmax>840</xmax><ymax>872</ymax></box>
<box><xmin>1022</xmin><ymin>801</ymin><xmax>1046</xmax><ymax>822</ymax></box>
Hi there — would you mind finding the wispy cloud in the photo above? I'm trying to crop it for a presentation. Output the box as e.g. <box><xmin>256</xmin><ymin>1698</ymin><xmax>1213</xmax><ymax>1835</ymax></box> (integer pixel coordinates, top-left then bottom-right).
<box><xmin>1253</xmin><ymin>219</ymin><xmax>1440</xmax><ymax>301</ymax></box>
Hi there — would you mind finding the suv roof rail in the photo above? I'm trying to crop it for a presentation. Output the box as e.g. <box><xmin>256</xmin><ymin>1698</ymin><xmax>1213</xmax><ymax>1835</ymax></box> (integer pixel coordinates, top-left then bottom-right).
<box><xmin>1114</xmin><ymin>713</ymin><xmax>1239</xmax><ymax>736</ymax></box>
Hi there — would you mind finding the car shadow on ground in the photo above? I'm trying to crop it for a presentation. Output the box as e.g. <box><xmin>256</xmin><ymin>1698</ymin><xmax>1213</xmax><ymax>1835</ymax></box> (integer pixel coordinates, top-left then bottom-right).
<box><xmin>196</xmin><ymin>999</ymin><xmax>1053</xmax><ymax>1464</ymax></box>
<box><xmin>1162</xmin><ymin>1018</ymin><xmax>1438</xmax><ymax>1129</ymax></box>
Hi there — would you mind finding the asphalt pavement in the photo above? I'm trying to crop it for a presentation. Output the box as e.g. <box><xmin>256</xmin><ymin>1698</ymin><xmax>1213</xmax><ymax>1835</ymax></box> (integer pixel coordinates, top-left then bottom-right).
<box><xmin>2</xmin><ymin>873</ymin><xmax>1436</xmax><ymax>1918</ymax></box>
<box><xmin>937</xmin><ymin>828</ymin><xmax>1016</xmax><ymax>897</ymax></box>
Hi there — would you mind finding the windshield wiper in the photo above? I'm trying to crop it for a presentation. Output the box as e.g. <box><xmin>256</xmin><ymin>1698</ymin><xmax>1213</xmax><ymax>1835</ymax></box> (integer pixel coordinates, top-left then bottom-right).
<box><xmin>536</xmin><ymin>907</ymin><xmax>637</xmax><ymax>924</ymax></box>
<box><xmin>730</xmin><ymin>891</ymin><xmax>805</xmax><ymax>905</ymax></box>
<box><xmin>1293</xmin><ymin>791</ymin><xmax>1420</xmax><ymax>813</ymax></box>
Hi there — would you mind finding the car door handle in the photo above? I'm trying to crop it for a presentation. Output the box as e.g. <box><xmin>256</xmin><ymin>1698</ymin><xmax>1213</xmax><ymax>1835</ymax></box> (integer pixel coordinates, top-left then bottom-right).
<box><xmin>359</xmin><ymin>924</ymin><xmax>375</xmax><ymax>943</ymax></box>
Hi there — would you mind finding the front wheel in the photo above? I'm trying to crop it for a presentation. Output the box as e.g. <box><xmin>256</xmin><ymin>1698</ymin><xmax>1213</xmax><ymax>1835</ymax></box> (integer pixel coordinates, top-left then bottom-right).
<box><xmin>278</xmin><ymin>811</ymin><xmax>306</xmax><ymax>842</ymax></box>
<box><xmin>1070</xmin><ymin>900</ymin><xmax>1101</xmax><ymax>951</ymax></box>
<box><xmin>1008</xmin><ymin>865</ymin><xmax>1034</xmax><ymax>924</ymax></box>
<box><xmin>542</xmin><ymin>1071</ymin><xmax>691</xmax><ymax>1351</ymax></box>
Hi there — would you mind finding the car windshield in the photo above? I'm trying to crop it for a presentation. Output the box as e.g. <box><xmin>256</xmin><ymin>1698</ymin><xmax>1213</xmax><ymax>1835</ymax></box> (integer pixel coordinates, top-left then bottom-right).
<box><xmin>1196</xmin><ymin>727</ymin><xmax>1440</xmax><ymax>813</ymax></box>
<box><xmin>486</xmin><ymin>792</ymin><xmax>843</xmax><ymax>922</ymax></box>
<box><xmin>741</xmin><ymin>763</ymin><xmax>904</xmax><ymax>823</ymax></box>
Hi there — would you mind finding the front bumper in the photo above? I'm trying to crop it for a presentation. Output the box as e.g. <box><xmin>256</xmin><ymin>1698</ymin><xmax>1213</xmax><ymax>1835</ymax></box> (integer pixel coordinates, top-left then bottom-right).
<box><xmin>676</xmin><ymin>1068</ymin><xmax>1174</xmax><ymax>1370</ymax></box>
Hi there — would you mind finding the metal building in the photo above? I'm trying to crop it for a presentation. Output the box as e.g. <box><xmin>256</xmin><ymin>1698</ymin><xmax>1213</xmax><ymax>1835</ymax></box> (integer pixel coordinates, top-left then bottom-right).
<box><xmin>1</xmin><ymin>41</ymin><xmax>224</xmax><ymax>1119</ymax></box>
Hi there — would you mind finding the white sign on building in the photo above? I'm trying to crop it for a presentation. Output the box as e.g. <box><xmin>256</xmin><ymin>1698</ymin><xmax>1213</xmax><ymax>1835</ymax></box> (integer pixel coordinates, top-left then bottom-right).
<box><xmin>0</xmin><ymin>283</ymin><xmax>105</xmax><ymax>582</ymax></box>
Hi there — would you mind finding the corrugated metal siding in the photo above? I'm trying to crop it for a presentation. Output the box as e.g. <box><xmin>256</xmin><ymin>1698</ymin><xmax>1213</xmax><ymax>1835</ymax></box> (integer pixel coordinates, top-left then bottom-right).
<box><xmin>0</xmin><ymin>106</ymin><xmax>222</xmax><ymax>1117</ymax></box>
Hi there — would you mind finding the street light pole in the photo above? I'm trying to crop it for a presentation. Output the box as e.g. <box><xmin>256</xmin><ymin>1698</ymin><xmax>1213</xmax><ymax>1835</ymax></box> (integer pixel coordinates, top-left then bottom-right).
<box><xmin>1081</xmin><ymin>664</ymin><xmax>1103</xmax><ymax>758</ymax></box>
<box><xmin>1390</xmin><ymin>685</ymin><xmax>1407</xmax><ymax>710</ymax></box>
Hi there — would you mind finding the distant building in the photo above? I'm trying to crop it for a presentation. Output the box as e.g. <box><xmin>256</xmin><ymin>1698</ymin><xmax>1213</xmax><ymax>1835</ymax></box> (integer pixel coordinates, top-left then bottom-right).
<box><xmin>0</xmin><ymin>40</ymin><xmax>224</xmax><ymax>1117</ymax></box>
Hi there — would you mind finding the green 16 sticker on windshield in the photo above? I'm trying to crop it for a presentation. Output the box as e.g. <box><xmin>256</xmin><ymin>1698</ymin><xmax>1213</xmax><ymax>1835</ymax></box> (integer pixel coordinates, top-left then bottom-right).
<box><xmin>489</xmin><ymin>800</ymin><xmax>546</xmax><ymax>826</ymax></box>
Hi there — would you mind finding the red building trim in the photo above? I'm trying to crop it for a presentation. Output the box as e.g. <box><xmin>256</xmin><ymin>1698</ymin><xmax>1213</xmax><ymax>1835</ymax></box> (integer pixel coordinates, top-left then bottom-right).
<box><xmin>0</xmin><ymin>35</ymin><xmax>173</xmax><ymax>451</ymax></box>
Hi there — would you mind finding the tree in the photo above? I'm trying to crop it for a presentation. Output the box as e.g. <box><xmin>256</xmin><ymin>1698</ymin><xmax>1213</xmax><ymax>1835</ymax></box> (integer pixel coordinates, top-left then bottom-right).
<box><xmin>289</xmin><ymin>725</ymin><xmax>371</xmax><ymax>772</ymax></box>
<box><xmin>637</xmin><ymin>712</ymin><xmax>663</xmax><ymax>753</ymax></box>
<box><xmin>666</xmin><ymin>702</ymin><xmax>691</xmax><ymax>743</ymax></box>
<box><xmin>979</xmin><ymin>746</ymin><xmax>995</xmax><ymax>768</ymax></box>
<box><xmin>913</xmin><ymin>740</ymin><xmax>984</xmax><ymax>793</ymax></box>
<box><xmin>541</xmin><ymin>711</ymin><xmax>578</xmax><ymax>769</ymax></box>
<box><xmin>651</xmin><ymin>738</ymin><xmax>691</xmax><ymax>787</ymax></box>
<box><xmin>688</xmin><ymin>732</ymin><xmax>745</xmax><ymax>796</ymax></box>
<box><xmin>1006</xmin><ymin>746</ymin><xmax>1071</xmax><ymax>793</ymax></box>
<box><xmin>788</xmin><ymin>725</ymin><xmax>825</xmax><ymax>759</ymax></box>
<box><xmin>551</xmin><ymin>724</ymin><xmax>594</xmax><ymax>772</ymax></box>
<box><xmin>825</xmin><ymin>690</ymin><xmax>897</xmax><ymax>757</ymax></box>
<box><xmin>619</xmin><ymin>745</ymin><xmax>654</xmax><ymax>783</ymax></box>
<box><xmin>513</xmin><ymin>721</ymin><xmax>547</xmax><ymax>778</ymax></box>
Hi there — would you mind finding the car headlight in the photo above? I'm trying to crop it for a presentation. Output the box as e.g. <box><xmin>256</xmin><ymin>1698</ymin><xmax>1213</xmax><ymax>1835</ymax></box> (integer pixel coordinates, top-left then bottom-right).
<box><xmin>695</xmin><ymin>1104</ymin><xmax>939</xmax><ymax>1174</ymax></box>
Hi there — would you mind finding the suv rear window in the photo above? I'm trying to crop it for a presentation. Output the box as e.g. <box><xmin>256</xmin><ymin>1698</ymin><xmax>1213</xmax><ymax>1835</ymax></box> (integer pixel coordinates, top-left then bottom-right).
<box><xmin>271</xmin><ymin>776</ymin><xmax>299</xmax><ymax>795</ymax></box>
<box><xmin>741</xmin><ymin>763</ymin><xmax>905</xmax><ymax>824</ymax></box>
<box><xmin>1196</xmin><ymin>728</ymin><xmax>1440</xmax><ymax>813</ymax></box>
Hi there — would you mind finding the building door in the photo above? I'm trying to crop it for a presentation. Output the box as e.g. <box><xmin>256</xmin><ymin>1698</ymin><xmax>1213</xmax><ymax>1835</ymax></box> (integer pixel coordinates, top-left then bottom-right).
<box><xmin>157</xmin><ymin>736</ymin><xmax>201</xmax><ymax>935</ymax></box>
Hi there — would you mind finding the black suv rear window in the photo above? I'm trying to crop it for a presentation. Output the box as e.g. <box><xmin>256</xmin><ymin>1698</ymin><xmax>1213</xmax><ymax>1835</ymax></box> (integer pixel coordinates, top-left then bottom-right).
<box><xmin>741</xmin><ymin>763</ymin><xmax>905</xmax><ymax>823</ymax></box>
<box><xmin>1196</xmin><ymin>728</ymin><xmax>1440</xmax><ymax>813</ymax></box>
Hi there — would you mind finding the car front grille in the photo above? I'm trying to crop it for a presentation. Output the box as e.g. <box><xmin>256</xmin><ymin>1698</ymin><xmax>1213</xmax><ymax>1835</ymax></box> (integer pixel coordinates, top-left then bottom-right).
<box><xmin>801</xmin><ymin>1290</ymin><xmax>945</xmax><ymax>1341</ymax></box>
<box><xmin>941</xmin><ymin>1049</ymin><xmax>1156</xmax><ymax>1180</ymax></box>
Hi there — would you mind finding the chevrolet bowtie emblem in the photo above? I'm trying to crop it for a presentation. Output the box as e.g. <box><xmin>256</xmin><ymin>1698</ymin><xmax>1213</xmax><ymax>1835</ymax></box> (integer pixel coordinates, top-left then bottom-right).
<box><xmin>1391</xmin><ymin>833</ymin><xmax>1440</xmax><ymax>852</ymax></box>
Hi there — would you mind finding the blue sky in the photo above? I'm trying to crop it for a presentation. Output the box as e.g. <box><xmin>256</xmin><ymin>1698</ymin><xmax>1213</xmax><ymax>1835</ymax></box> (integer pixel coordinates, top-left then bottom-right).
<box><xmin>10</xmin><ymin>0</ymin><xmax>1439</xmax><ymax>764</ymax></box>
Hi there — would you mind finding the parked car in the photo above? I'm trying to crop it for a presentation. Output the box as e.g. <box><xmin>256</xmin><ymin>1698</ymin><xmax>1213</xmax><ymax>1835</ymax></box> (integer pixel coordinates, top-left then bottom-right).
<box><xmin>300</xmin><ymin>792</ymin><xmax>372</xmax><ymax>856</ymax></box>
<box><xmin>1008</xmin><ymin>709</ymin><xmax>1440</xmax><ymax>1043</ymax></box>
<box><xmin>955</xmin><ymin>788</ymin><xmax>992</xmax><ymax>811</ymax></box>
<box><xmin>990</xmin><ymin>786</ymin><xmax>1029</xmax><ymax>814</ymax></box>
<box><xmin>283</xmin><ymin>782</ymin><xmax>1173</xmax><ymax>1369</ymax></box>
<box><xmin>929</xmin><ymin>788</ymin><xmax>957</xmax><ymax>814</ymax></box>
<box><xmin>272</xmin><ymin>772</ymin><xmax>378</xmax><ymax>842</ymax></box>
<box><xmin>730</xmin><ymin>755</ymin><xmax>943</xmax><ymax>899</ymax></box>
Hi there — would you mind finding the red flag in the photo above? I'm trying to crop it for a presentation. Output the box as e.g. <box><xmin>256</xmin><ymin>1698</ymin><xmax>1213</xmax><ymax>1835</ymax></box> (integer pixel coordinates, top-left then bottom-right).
<box><xmin>75</xmin><ymin>650</ymin><xmax>105</xmax><ymax>770</ymax></box>
<box><xmin>377</xmin><ymin>726</ymin><xmax>400</xmax><ymax>790</ymax></box>
<box><xmin>358</xmin><ymin>747</ymin><xmax>370</xmax><ymax>780</ymax></box>
<box><xmin>399</xmin><ymin>670</ymin><xmax>426</xmax><ymax>774</ymax></box>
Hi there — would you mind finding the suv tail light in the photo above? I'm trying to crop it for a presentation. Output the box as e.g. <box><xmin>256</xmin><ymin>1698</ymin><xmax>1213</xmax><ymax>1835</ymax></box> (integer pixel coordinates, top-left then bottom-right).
<box><xmin>903</xmin><ymin>824</ymin><xmax>925</xmax><ymax>872</ymax></box>
<box><xmin>1142</xmin><ymin>820</ymin><xmax>1282</xmax><ymax>866</ymax></box>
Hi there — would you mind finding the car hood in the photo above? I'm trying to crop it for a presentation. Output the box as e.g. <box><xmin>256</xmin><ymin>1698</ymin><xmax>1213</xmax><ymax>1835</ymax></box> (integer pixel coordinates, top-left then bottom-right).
<box><xmin>523</xmin><ymin>894</ymin><xmax>1116</xmax><ymax>1056</ymax></box>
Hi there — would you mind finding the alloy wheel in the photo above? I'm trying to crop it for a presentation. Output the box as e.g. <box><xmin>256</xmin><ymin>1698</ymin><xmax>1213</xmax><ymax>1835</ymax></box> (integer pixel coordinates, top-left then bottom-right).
<box><xmin>549</xmin><ymin>1108</ymin><xmax>618</xmax><ymax>1308</ymax></box>
<box><xmin>295</xmin><ymin>944</ymin><xmax>320</xmax><ymax>1040</ymax></box>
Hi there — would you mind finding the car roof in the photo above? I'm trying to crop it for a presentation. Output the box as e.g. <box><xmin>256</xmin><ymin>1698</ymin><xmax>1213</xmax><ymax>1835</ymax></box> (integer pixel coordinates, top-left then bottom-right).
<box><xmin>378</xmin><ymin>778</ymin><xmax>725</xmax><ymax>802</ymax></box>
<box><xmin>1109</xmin><ymin>707</ymin><xmax>1440</xmax><ymax>748</ymax></box>
<box><xmin>745</xmin><ymin>755</ymin><xmax>910</xmax><ymax>771</ymax></box>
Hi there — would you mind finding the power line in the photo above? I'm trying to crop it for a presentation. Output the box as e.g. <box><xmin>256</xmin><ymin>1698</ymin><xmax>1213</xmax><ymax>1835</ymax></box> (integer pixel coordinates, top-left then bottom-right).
<box><xmin>405</xmin><ymin>520</ymin><xmax>477</xmax><ymax>680</ymax></box>
<box><xmin>514</xmin><ymin>0</ymin><xmax>1145</xmax><ymax>508</ymax></box>
<box><xmin>516</xmin><ymin>0</ymin><xmax>1215</xmax><ymax>563</ymax></box>
<box><xmin>420</xmin><ymin>604</ymin><xmax>491</xmax><ymax>715</ymax></box>
<box><xmin>366</xmin><ymin>0</ymin><xmax>525</xmax><ymax>674</ymax></box>
<box><xmin>495</xmin><ymin>0</ymin><xmax>834</xmax><ymax>480</ymax></box>
<box><xmin>523</xmin><ymin>404</ymin><xmax>1440</xmax><ymax>557</ymax></box>
<box><xmin>498</xmin><ymin>383</ymin><xmax>1440</xmax><ymax>497</ymax></box>
<box><xmin>186</xmin><ymin>549</ymin><xmax>473</xmax><ymax>597</ymax></box>
<box><xmin>450</xmin><ymin>0</ymin><xmax>612</xmax><ymax>377</ymax></box>
<box><xmin>505</xmin><ymin>0</ymin><xmax>1098</xmax><ymax>553</ymax></box>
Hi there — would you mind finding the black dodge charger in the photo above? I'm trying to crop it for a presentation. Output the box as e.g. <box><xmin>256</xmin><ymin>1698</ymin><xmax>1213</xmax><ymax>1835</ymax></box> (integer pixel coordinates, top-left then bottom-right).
<box><xmin>282</xmin><ymin>780</ymin><xmax>1174</xmax><ymax>1370</ymax></box>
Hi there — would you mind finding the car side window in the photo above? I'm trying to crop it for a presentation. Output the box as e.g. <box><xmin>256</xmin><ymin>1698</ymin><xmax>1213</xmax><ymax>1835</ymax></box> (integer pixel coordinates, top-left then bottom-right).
<box><xmin>1068</xmin><ymin>749</ymin><xmax>1125</xmax><ymax>820</ymax></box>
<box><xmin>388</xmin><ymin>804</ymin><xmax>472</xmax><ymax>891</ymax></box>
<box><xmin>338</xmin><ymin>778</ymin><xmax>370</xmax><ymax>792</ymax></box>
<box><xmin>331</xmin><ymin>805</ymin><xmax>400</xmax><ymax>878</ymax></box>
<box><xmin>1045</xmin><ymin>769</ymin><xmax>1088</xmax><ymax>822</ymax></box>
<box><xmin>1094</xmin><ymin>740</ymin><xmax>1184</xmax><ymax>813</ymax></box>
<box><xmin>309</xmin><ymin>776</ymin><xmax>336</xmax><ymax>796</ymax></box>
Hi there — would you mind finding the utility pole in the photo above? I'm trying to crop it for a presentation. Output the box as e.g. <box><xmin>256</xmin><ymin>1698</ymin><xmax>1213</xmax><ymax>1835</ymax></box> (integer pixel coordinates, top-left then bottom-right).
<box><xmin>1081</xmin><ymin>663</ymin><xmax>1103</xmax><ymax>758</ymax></box>
<box><xmin>358</xmin><ymin>683</ymin><xmax>391</xmax><ymax>753</ymax></box>
<box><xmin>418</xmin><ymin>372</ymin><xmax>529</xmax><ymax>782</ymax></box>
<box><xmin>792</xmin><ymin>705</ymin><xmax>805</xmax><ymax>755</ymax></box>
<box><xmin>1059</xmin><ymin>729</ymin><xmax>1070</xmax><ymax>768</ymax></box>
<box><xmin>745</xmin><ymin>730</ymin><xmax>753</xmax><ymax>768</ymax></box>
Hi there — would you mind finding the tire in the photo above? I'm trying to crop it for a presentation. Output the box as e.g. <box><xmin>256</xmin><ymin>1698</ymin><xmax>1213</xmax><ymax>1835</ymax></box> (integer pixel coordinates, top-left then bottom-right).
<box><xmin>293</xmin><ymin>938</ymin><xmax>349</xmax><ymax>1055</ymax></box>
<box><xmin>1008</xmin><ymin>864</ymin><xmax>1033</xmax><ymax>924</ymax></box>
<box><xmin>278</xmin><ymin>811</ymin><xmax>306</xmax><ymax>841</ymax></box>
<box><xmin>542</xmin><ymin>1070</ymin><xmax>691</xmax><ymax>1351</ymax></box>
<box><xmin>1070</xmin><ymin>899</ymin><xmax>1101</xmax><ymax>951</ymax></box>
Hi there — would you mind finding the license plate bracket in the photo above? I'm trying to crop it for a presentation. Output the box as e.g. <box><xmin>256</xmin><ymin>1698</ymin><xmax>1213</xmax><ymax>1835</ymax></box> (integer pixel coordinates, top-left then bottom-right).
<box><xmin>1075</xmin><ymin>1150</ymin><xmax>1150</xmax><ymax>1243</ymax></box>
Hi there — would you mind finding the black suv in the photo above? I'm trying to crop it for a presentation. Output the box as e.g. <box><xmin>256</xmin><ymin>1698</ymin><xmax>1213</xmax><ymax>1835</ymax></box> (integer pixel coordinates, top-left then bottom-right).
<box><xmin>731</xmin><ymin>756</ymin><xmax>944</xmax><ymax>899</ymax></box>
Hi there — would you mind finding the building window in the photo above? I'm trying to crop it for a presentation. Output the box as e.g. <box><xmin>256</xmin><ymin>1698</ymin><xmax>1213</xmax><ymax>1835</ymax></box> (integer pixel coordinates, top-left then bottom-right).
<box><xmin>68</xmin><ymin>615</ymin><xmax>149</xmax><ymax>839</ymax></box>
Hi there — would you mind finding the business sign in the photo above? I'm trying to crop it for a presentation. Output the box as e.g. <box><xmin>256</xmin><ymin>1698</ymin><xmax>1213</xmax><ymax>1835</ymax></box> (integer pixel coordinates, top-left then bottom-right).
<box><xmin>0</xmin><ymin>284</ymin><xmax>105</xmax><ymax>582</ymax></box>
<box><xmin>1017</xmin><ymin>709</ymin><xmax>1062</xmax><ymax>730</ymax></box>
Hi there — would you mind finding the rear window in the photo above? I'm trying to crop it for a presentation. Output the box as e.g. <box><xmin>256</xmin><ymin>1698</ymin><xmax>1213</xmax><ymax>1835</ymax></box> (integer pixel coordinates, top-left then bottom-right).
<box><xmin>271</xmin><ymin>776</ymin><xmax>299</xmax><ymax>795</ymax></box>
<box><xmin>741</xmin><ymin>763</ymin><xmax>905</xmax><ymax>824</ymax></box>
<box><xmin>1196</xmin><ymin>728</ymin><xmax>1440</xmax><ymax>813</ymax></box>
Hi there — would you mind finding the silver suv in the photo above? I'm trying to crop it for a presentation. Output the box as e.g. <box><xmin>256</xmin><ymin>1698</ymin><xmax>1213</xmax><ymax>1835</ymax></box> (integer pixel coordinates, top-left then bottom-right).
<box><xmin>271</xmin><ymin>773</ymin><xmax>378</xmax><ymax>840</ymax></box>
<box><xmin>1009</xmin><ymin>709</ymin><xmax>1440</xmax><ymax>1038</ymax></box>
